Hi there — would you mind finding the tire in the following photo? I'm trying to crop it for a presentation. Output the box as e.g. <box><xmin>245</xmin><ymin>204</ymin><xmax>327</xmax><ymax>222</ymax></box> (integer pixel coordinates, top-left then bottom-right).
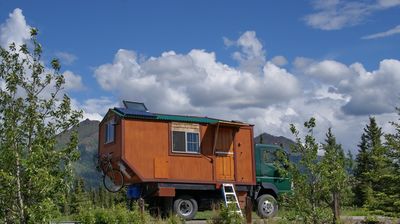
<box><xmin>256</xmin><ymin>194</ymin><xmax>278</xmax><ymax>218</ymax></box>
<box><xmin>103</xmin><ymin>169</ymin><xmax>124</xmax><ymax>192</ymax></box>
<box><xmin>173</xmin><ymin>195</ymin><xmax>198</xmax><ymax>220</ymax></box>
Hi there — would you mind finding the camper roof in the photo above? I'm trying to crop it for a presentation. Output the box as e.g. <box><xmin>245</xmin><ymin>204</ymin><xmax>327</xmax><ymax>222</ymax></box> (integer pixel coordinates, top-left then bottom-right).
<box><xmin>111</xmin><ymin>108</ymin><xmax>251</xmax><ymax>126</ymax></box>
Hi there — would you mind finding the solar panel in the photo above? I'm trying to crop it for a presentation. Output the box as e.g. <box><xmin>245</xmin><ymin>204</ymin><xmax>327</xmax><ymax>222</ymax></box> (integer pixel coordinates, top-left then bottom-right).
<box><xmin>114</xmin><ymin>107</ymin><xmax>157</xmax><ymax>118</ymax></box>
<box><xmin>123</xmin><ymin>101</ymin><xmax>148</xmax><ymax>112</ymax></box>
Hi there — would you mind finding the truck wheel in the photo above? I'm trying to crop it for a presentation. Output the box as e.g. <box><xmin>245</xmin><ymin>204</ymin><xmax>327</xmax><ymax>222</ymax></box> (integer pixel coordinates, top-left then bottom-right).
<box><xmin>256</xmin><ymin>194</ymin><xmax>278</xmax><ymax>218</ymax></box>
<box><xmin>173</xmin><ymin>195</ymin><xmax>198</xmax><ymax>220</ymax></box>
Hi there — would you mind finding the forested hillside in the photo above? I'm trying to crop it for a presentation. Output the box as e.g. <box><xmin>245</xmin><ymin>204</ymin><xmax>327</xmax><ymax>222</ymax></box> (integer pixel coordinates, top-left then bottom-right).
<box><xmin>57</xmin><ymin>119</ymin><xmax>102</xmax><ymax>188</ymax></box>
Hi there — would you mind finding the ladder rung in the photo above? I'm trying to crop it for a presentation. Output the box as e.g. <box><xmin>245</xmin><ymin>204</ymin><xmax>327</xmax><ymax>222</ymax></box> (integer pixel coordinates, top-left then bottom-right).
<box><xmin>221</xmin><ymin>183</ymin><xmax>243</xmax><ymax>217</ymax></box>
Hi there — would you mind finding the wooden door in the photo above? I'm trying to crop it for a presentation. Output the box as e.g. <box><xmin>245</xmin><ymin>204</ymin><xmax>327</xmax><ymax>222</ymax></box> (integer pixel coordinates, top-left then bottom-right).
<box><xmin>215</xmin><ymin>127</ymin><xmax>235</xmax><ymax>181</ymax></box>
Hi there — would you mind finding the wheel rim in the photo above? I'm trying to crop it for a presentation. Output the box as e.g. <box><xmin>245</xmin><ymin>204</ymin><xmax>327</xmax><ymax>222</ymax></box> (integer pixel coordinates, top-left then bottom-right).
<box><xmin>262</xmin><ymin>199</ymin><xmax>274</xmax><ymax>215</ymax></box>
<box><xmin>178</xmin><ymin>200</ymin><xmax>193</xmax><ymax>216</ymax></box>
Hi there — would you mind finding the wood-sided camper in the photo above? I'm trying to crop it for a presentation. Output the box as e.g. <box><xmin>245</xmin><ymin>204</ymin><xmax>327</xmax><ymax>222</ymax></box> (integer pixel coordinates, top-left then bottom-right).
<box><xmin>98</xmin><ymin>101</ymin><xmax>290</xmax><ymax>220</ymax></box>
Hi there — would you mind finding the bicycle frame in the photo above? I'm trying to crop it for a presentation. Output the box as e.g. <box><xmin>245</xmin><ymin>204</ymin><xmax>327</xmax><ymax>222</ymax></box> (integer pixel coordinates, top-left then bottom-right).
<box><xmin>97</xmin><ymin>152</ymin><xmax>124</xmax><ymax>192</ymax></box>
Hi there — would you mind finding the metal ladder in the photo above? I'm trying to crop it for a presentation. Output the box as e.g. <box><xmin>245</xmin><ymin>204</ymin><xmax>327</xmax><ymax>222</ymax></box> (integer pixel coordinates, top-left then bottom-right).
<box><xmin>221</xmin><ymin>183</ymin><xmax>243</xmax><ymax>216</ymax></box>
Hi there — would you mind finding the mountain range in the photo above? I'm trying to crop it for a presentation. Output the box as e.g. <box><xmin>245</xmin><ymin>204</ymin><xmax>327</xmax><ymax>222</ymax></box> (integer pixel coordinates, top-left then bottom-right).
<box><xmin>254</xmin><ymin>132</ymin><xmax>295</xmax><ymax>151</ymax></box>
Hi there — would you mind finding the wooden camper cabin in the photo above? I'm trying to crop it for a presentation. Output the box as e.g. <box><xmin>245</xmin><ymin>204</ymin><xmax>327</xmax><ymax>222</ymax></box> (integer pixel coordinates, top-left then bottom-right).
<box><xmin>98</xmin><ymin>102</ymin><xmax>256</xmax><ymax>187</ymax></box>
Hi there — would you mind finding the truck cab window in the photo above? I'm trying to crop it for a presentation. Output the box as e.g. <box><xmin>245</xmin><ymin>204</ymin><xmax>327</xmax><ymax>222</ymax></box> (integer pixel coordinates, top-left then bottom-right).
<box><xmin>263</xmin><ymin>149</ymin><xmax>276</xmax><ymax>164</ymax></box>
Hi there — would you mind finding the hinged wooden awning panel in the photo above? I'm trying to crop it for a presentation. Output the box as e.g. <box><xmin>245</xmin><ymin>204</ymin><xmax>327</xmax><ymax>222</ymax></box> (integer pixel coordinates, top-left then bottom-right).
<box><xmin>212</xmin><ymin>121</ymin><xmax>248</xmax><ymax>154</ymax></box>
<box><xmin>212</xmin><ymin>123</ymin><xmax>220</xmax><ymax>155</ymax></box>
<box><xmin>215</xmin><ymin>121</ymin><xmax>249</xmax><ymax>127</ymax></box>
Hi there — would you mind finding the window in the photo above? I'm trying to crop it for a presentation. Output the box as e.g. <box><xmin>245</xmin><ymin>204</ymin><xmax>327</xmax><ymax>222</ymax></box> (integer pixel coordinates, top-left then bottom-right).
<box><xmin>263</xmin><ymin>150</ymin><xmax>276</xmax><ymax>164</ymax></box>
<box><xmin>105</xmin><ymin>119</ymin><xmax>115</xmax><ymax>144</ymax></box>
<box><xmin>172</xmin><ymin>131</ymin><xmax>186</xmax><ymax>152</ymax></box>
<box><xmin>171</xmin><ymin>122</ymin><xmax>200</xmax><ymax>153</ymax></box>
<box><xmin>187</xmin><ymin>132</ymin><xmax>199</xmax><ymax>152</ymax></box>
<box><xmin>172</xmin><ymin>131</ymin><xmax>200</xmax><ymax>153</ymax></box>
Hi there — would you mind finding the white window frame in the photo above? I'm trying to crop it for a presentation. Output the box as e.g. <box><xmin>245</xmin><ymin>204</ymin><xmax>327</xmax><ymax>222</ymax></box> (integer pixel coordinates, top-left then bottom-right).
<box><xmin>171</xmin><ymin>122</ymin><xmax>200</xmax><ymax>154</ymax></box>
<box><xmin>172</xmin><ymin>131</ymin><xmax>200</xmax><ymax>154</ymax></box>
<box><xmin>105</xmin><ymin>118</ymin><xmax>115</xmax><ymax>144</ymax></box>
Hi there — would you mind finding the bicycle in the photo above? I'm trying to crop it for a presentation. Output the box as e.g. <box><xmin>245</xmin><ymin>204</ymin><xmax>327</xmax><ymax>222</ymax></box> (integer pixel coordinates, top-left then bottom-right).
<box><xmin>96</xmin><ymin>152</ymin><xmax>124</xmax><ymax>192</ymax></box>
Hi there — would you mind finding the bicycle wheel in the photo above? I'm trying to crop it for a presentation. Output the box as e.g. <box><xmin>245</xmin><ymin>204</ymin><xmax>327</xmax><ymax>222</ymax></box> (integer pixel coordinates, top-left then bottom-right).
<box><xmin>103</xmin><ymin>169</ymin><xmax>124</xmax><ymax>192</ymax></box>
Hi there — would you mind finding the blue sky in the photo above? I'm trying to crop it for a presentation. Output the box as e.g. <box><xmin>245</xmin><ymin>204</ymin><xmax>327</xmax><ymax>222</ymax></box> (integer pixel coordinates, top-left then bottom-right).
<box><xmin>1</xmin><ymin>0</ymin><xmax>400</xmax><ymax>152</ymax></box>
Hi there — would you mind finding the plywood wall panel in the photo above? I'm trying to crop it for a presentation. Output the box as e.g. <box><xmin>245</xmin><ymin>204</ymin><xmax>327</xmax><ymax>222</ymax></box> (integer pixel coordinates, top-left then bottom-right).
<box><xmin>123</xmin><ymin>120</ymin><xmax>169</xmax><ymax>179</ymax></box>
<box><xmin>235</xmin><ymin>128</ymin><xmax>255</xmax><ymax>184</ymax></box>
<box><xmin>154</xmin><ymin>157</ymin><xmax>169</xmax><ymax>178</ymax></box>
<box><xmin>168</xmin><ymin>156</ymin><xmax>213</xmax><ymax>180</ymax></box>
<box><xmin>99</xmin><ymin>115</ymin><xmax>122</xmax><ymax>163</ymax></box>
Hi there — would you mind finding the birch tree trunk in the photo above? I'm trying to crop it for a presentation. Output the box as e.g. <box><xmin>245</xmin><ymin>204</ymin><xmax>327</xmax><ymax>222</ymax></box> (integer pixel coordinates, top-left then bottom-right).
<box><xmin>15</xmin><ymin>153</ymin><xmax>26</xmax><ymax>223</ymax></box>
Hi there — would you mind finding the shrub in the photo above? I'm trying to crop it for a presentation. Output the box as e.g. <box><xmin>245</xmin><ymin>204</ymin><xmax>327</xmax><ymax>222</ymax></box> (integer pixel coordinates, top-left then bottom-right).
<box><xmin>73</xmin><ymin>203</ymin><xmax>151</xmax><ymax>224</ymax></box>
<box><xmin>165</xmin><ymin>214</ymin><xmax>185</xmax><ymax>224</ymax></box>
<box><xmin>75</xmin><ymin>208</ymin><xmax>96</xmax><ymax>224</ymax></box>
<box><xmin>361</xmin><ymin>216</ymin><xmax>381</xmax><ymax>224</ymax></box>
<box><xmin>208</xmin><ymin>203</ymin><xmax>244</xmax><ymax>224</ymax></box>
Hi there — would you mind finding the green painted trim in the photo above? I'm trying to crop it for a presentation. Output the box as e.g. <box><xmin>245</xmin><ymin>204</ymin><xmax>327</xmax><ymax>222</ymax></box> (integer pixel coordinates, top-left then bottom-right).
<box><xmin>257</xmin><ymin>176</ymin><xmax>291</xmax><ymax>180</ymax></box>
<box><xmin>111</xmin><ymin>109</ymin><xmax>223</xmax><ymax>124</ymax></box>
<box><xmin>111</xmin><ymin>109</ymin><xmax>124</xmax><ymax>117</ymax></box>
<box><xmin>155</xmin><ymin>114</ymin><xmax>220</xmax><ymax>124</ymax></box>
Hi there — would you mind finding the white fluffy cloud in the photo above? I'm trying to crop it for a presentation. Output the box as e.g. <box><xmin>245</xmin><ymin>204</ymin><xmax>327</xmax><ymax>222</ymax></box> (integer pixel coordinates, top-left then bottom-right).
<box><xmin>270</xmin><ymin>56</ymin><xmax>288</xmax><ymax>67</ymax></box>
<box><xmin>294</xmin><ymin>58</ymin><xmax>354</xmax><ymax>84</ymax></box>
<box><xmin>56</xmin><ymin>52</ymin><xmax>78</xmax><ymax>65</ymax></box>
<box><xmin>63</xmin><ymin>71</ymin><xmax>84</xmax><ymax>91</ymax></box>
<box><xmin>0</xmin><ymin>8</ymin><xmax>30</xmax><ymax>48</ymax></box>
<box><xmin>224</xmin><ymin>31</ymin><xmax>266</xmax><ymax>75</ymax></box>
<box><xmin>72</xmin><ymin>97</ymin><xmax>119</xmax><ymax>121</ymax></box>
<box><xmin>94</xmin><ymin>38</ymin><xmax>300</xmax><ymax>114</ymax></box>
<box><xmin>304</xmin><ymin>0</ymin><xmax>400</xmax><ymax>30</ymax></box>
<box><xmin>295</xmin><ymin>56</ymin><xmax>400</xmax><ymax>116</ymax></box>
<box><xmin>339</xmin><ymin>59</ymin><xmax>400</xmax><ymax>115</ymax></box>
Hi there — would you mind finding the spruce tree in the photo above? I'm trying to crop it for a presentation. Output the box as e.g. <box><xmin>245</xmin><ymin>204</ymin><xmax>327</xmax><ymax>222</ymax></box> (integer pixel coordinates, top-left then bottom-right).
<box><xmin>381</xmin><ymin>107</ymin><xmax>400</xmax><ymax>215</ymax></box>
<box><xmin>343</xmin><ymin>150</ymin><xmax>356</xmax><ymax>206</ymax></box>
<box><xmin>354</xmin><ymin>117</ymin><xmax>392</xmax><ymax>211</ymax></box>
<box><xmin>354</xmin><ymin>133</ymin><xmax>372</xmax><ymax>207</ymax></box>
<box><xmin>386</xmin><ymin>107</ymin><xmax>400</xmax><ymax>170</ymax></box>
<box><xmin>345</xmin><ymin>150</ymin><xmax>355</xmax><ymax>175</ymax></box>
<box><xmin>70</xmin><ymin>178</ymin><xmax>89</xmax><ymax>214</ymax></box>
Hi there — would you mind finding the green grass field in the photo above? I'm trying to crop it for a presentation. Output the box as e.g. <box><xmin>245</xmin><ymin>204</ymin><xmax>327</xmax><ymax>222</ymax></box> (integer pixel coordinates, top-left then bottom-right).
<box><xmin>193</xmin><ymin>207</ymin><xmax>373</xmax><ymax>220</ymax></box>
